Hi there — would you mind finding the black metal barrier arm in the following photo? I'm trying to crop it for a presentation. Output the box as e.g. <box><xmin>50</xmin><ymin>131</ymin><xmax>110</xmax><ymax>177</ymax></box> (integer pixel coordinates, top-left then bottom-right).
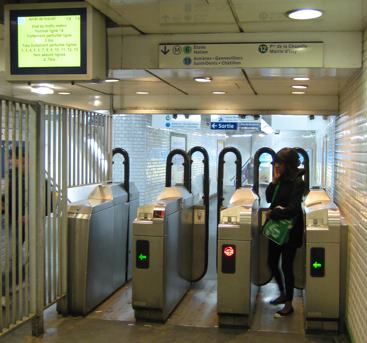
<box><xmin>252</xmin><ymin>147</ymin><xmax>276</xmax><ymax>197</ymax></box>
<box><xmin>112</xmin><ymin>147</ymin><xmax>130</xmax><ymax>202</ymax></box>
<box><xmin>188</xmin><ymin>146</ymin><xmax>210</xmax><ymax>282</ymax></box>
<box><xmin>295</xmin><ymin>147</ymin><xmax>310</xmax><ymax>194</ymax></box>
<box><xmin>165</xmin><ymin>149</ymin><xmax>191</xmax><ymax>192</ymax></box>
<box><xmin>217</xmin><ymin>147</ymin><xmax>242</xmax><ymax>225</ymax></box>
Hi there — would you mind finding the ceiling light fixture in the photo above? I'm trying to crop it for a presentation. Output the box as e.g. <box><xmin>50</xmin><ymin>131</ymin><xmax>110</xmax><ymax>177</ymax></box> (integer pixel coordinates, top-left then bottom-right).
<box><xmin>30</xmin><ymin>86</ymin><xmax>54</xmax><ymax>95</ymax></box>
<box><xmin>136</xmin><ymin>91</ymin><xmax>149</xmax><ymax>95</ymax></box>
<box><xmin>212</xmin><ymin>91</ymin><xmax>226</xmax><ymax>95</ymax></box>
<box><xmin>287</xmin><ymin>9</ymin><xmax>323</xmax><ymax>20</ymax></box>
<box><xmin>104</xmin><ymin>78</ymin><xmax>119</xmax><ymax>83</ymax></box>
<box><xmin>93</xmin><ymin>100</ymin><xmax>102</xmax><ymax>106</ymax></box>
<box><xmin>292</xmin><ymin>91</ymin><xmax>306</xmax><ymax>95</ymax></box>
<box><xmin>293</xmin><ymin>77</ymin><xmax>310</xmax><ymax>81</ymax></box>
<box><xmin>292</xmin><ymin>85</ymin><xmax>308</xmax><ymax>89</ymax></box>
<box><xmin>194</xmin><ymin>77</ymin><xmax>212</xmax><ymax>83</ymax></box>
<box><xmin>58</xmin><ymin>92</ymin><xmax>71</xmax><ymax>95</ymax></box>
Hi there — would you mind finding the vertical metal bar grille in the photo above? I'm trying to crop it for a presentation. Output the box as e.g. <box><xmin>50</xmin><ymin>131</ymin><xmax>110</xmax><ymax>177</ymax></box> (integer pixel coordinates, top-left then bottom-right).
<box><xmin>0</xmin><ymin>98</ymin><xmax>34</xmax><ymax>333</ymax></box>
<box><xmin>0</xmin><ymin>98</ymin><xmax>111</xmax><ymax>335</ymax></box>
<box><xmin>65</xmin><ymin>110</ymin><xmax>110</xmax><ymax>187</ymax></box>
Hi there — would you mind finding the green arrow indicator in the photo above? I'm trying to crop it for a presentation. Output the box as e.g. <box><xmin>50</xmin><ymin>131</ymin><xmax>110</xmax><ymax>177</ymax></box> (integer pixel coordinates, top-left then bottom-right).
<box><xmin>139</xmin><ymin>254</ymin><xmax>147</xmax><ymax>261</ymax></box>
<box><xmin>313</xmin><ymin>261</ymin><xmax>322</xmax><ymax>269</ymax></box>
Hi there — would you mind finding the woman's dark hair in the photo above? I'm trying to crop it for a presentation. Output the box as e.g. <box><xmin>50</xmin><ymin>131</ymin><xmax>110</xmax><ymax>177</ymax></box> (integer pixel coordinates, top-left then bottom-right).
<box><xmin>274</xmin><ymin>147</ymin><xmax>300</xmax><ymax>177</ymax></box>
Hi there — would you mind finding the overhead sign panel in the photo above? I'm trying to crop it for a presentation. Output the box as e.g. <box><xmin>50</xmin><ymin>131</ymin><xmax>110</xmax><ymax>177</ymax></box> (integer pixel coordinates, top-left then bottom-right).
<box><xmin>159</xmin><ymin>42</ymin><xmax>324</xmax><ymax>68</ymax></box>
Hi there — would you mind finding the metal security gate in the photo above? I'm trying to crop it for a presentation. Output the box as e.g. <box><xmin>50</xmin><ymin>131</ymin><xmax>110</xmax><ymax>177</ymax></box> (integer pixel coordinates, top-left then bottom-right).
<box><xmin>0</xmin><ymin>97</ymin><xmax>111</xmax><ymax>336</ymax></box>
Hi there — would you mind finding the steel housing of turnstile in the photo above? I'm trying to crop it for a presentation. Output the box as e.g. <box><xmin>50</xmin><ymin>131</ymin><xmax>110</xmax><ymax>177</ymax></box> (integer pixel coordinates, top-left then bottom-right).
<box><xmin>65</xmin><ymin>148</ymin><xmax>139</xmax><ymax>315</ymax></box>
<box><xmin>132</xmin><ymin>147</ymin><xmax>210</xmax><ymax>322</ymax></box>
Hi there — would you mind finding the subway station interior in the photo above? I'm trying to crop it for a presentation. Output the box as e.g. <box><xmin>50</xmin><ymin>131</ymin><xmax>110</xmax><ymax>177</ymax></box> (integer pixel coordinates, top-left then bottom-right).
<box><xmin>0</xmin><ymin>1</ymin><xmax>366</xmax><ymax>343</ymax></box>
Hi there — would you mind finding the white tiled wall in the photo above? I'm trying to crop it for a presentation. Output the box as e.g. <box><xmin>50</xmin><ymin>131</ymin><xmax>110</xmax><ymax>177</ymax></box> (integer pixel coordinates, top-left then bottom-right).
<box><xmin>335</xmin><ymin>31</ymin><xmax>367</xmax><ymax>343</ymax></box>
<box><xmin>112</xmin><ymin>115</ymin><xmax>152</xmax><ymax>203</ymax></box>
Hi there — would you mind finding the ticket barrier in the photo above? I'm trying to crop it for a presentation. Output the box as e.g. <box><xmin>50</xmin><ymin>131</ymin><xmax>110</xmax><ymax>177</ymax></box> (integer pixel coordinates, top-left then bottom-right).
<box><xmin>217</xmin><ymin>187</ymin><xmax>259</xmax><ymax>327</ymax></box>
<box><xmin>304</xmin><ymin>189</ymin><xmax>345</xmax><ymax>332</ymax></box>
<box><xmin>132</xmin><ymin>148</ymin><xmax>209</xmax><ymax>322</ymax></box>
<box><xmin>66</xmin><ymin>148</ymin><xmax>138</xmax><ymax>315</ymax></box>
<box><xmin>216</xmin><ymin>147</ymin><xmax>259</xmax><ymax>327</ymax></box>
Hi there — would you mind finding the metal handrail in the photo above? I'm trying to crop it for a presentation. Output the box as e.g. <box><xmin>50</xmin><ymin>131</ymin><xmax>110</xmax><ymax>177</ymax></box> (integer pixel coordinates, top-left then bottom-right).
<box><xmin>295</xmin><ymin>147</ymin><xmax>310</xmax><ymax>194</ymax></box>
<box><xmin>188</xmin><ymin>146</ymin><xmax>210</xmax><ymax>282</ymax></box>
<box><xmin>217</xmin><ymin>147</ymin><xmax>242</xmax><ymax>225</ymax></box>
<box><xmin>253</xmin><ymin>147</ymin><xmax>276</xmax><ymax>197</ymax></box>
<box><xmin>165</xmin><ymin>149</ymin><xmax>191</xmax><ymax>192</ymax></box>
<box><xmin>112</xmin><ymin>147</ymin><xmax>130</xmax><ymax>202</ymax></box>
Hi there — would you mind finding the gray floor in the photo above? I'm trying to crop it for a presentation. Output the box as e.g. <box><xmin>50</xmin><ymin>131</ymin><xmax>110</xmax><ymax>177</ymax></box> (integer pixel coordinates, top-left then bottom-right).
<box><xmin>2</xmin><ymin>280</ymin><xmax>349</xmax><ymax>343</ymax></box>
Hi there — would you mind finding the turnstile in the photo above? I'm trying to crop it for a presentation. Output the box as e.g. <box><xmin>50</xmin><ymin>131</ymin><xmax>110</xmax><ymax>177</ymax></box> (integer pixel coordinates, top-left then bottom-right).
<box><xmin>217</xmin><ymin>187</ymin><xmax>259</xmax><ymax>327</ymax></box>
<box><xmin>304</xmin><ymin>189</ymin><xmax>344</xmax><ymax>332</ymax></box>
<box><xmin>66</xmin><ymin>148</ymin><xmax>139</xmax><ymax>315</ymax></box>
<box><xmin>132</xmin><ymin>148</ymin><xmax>209</xmax><ymax>322</ymax></box>
<box><xmin>216</xmin><ymin>147</ymin><xmax>259</xmax><ymax>327</ymax></box>
<box><xmin>132</xmin><ymin>186</ymin><xmax>193</xmax><ymax>321</ymax></box>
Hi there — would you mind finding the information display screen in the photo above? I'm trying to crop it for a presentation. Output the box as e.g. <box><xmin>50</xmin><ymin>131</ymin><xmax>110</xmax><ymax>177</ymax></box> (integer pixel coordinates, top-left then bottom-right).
<box><xmin>10</xmin><ymin>8</ymin><xmax>87</xmax><ymax>75</ymax></box>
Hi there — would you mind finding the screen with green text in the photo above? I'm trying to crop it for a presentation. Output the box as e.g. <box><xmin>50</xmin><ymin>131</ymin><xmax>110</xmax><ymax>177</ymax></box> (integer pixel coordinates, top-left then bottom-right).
<box><xmin>17</xmin><ymin>15</ymin><xmax>81</xmax><ymax>68</ymax></box>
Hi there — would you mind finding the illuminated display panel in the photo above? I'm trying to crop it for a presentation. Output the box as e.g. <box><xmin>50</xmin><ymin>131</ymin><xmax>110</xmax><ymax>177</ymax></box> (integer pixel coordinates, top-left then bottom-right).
<box><xmin>10</xmin><ymin>8</ymin><xmax>86</xmax><ymax>75</ymax></box>
<box><xmin>222</xmin><ymin>244</ymin><xmax>236</xmax><ymax>274</ymax></box>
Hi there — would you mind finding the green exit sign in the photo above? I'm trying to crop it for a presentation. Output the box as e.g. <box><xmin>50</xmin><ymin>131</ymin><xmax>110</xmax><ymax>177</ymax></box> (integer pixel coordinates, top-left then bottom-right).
<box><xmin>310</xmin><ymin>247</ymin><xmax>325</xmax><ymax>277</ymax></box>
<box><xmin>136</xmin><ymin>240</ymin><xmax>149</xmax><ymax>269</ymax></box>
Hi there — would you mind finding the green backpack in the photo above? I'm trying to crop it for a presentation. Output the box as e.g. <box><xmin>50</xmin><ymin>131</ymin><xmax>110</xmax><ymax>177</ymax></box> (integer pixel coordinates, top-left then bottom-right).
<box><xmin>263</xmin><ymin>183</ymin><xmax>294</xmax><ymax>245</ymax></box>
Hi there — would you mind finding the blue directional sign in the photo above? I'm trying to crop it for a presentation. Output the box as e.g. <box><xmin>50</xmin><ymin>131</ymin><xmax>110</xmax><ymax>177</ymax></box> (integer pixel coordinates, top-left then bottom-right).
<box><xmin>239</xmin><ymin>122</ymin><xmax>261</xmax><ymax>131</ymax></box>
<box><xmin>211</xmin><ymin>122</ymin><xmax>238</xmax><ymax>130</ymax></box>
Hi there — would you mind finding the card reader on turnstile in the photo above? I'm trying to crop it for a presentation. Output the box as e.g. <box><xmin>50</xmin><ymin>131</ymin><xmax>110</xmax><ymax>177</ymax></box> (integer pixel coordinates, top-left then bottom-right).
<box><xmin>304</xmin><ymin>189</ymin><xmax>342</xmax><ymax>332</ymax></box>
<box><xmin>217</xmin><ymin>187</ymin><xmax>259</xmax><ymax>327</ymax></box>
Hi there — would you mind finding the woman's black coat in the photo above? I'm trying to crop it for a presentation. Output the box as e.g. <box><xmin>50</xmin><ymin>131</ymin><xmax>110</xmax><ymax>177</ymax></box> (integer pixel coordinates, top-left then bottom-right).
<box><xmin>265</xmin><ymin>172</ymin><xmax>306</xmax><ymax>248</ymax></box>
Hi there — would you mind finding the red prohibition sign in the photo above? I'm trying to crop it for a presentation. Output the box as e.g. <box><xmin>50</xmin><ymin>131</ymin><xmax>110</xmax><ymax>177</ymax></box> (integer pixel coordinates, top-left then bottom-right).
<box><xmin>224</xmin><ymin>246</ymin><xmax>235</xmax><ymax>257</ymax></box>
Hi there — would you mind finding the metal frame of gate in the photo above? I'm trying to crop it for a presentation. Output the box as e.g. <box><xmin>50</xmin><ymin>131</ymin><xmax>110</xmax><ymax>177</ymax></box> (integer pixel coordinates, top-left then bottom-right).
<box><xmin>0</xmin><ymin>96</ymin><xmax>111</xmax><ymax>336</ymax></box>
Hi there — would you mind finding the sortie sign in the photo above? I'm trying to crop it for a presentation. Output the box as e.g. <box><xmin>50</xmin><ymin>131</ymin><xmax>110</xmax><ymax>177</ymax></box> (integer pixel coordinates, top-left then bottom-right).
<box><xmin>159</xmin><ymin>42</ymin><xmax>324</xmax><ymax>68</ymax></box>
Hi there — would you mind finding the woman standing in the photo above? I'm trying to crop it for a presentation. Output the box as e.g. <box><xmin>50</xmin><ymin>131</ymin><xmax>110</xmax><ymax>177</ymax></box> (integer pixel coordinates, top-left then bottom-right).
<box><xmin>265</xmin><ymin>147</ymin><xmax>306</xmax><ymax>317</ymax></box>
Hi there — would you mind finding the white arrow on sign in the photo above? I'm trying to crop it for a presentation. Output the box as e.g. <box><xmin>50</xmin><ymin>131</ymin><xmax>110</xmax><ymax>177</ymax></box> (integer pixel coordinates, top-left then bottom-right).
<box><xmin>211</xmin><ymin>123</ymin><xmax>218</xmax><ymax>129</ymax></box>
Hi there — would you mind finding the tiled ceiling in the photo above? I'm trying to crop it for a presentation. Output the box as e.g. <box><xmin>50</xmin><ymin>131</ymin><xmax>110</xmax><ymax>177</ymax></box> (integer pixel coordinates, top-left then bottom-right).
<box><xmin>0</xmin><ymin>1</ymin><xmax>364</xmax><ymax>112</ymax></box>
<box><xmin>90</xmin><ymin>0</ymin><xmax>367</xmax><ymax>34</ymax></box>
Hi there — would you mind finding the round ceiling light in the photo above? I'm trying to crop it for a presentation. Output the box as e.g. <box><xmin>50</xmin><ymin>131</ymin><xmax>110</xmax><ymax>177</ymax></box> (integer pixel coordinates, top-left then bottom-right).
<box><xmin>287</xmin><ymin>9</ymin><xmax>323</xmax><ymax>20</ymax></box>
<box><xmin>194</xmin><ymin>77</ymin><xmax>212</xmax><ymax>83</ymax></box>
<box><xmin>58</xmin><ymin>92</ymin><xmax>71</xmax><ymax>95</ymax></box>
<box><xmin>212</xmin><ymin>91</ymin><xmax>226</xmax><ymax>95</ymax></box>
<box><xmin>136</xmin><ymin>91</ymin><xmax>149</xmax><ymax>95</ymax></box>
<box><xmin>292</xmin><ymin>91</ymin><xmax>306</xmax><ymax>95</ymax></box>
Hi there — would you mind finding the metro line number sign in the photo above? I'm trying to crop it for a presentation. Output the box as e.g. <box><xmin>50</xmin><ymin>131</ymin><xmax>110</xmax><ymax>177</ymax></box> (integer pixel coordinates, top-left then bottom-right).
<box><xmin>159</xmin><ymin>42</ymin><xmax>324</xmax><ymax>69</ymax></box>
